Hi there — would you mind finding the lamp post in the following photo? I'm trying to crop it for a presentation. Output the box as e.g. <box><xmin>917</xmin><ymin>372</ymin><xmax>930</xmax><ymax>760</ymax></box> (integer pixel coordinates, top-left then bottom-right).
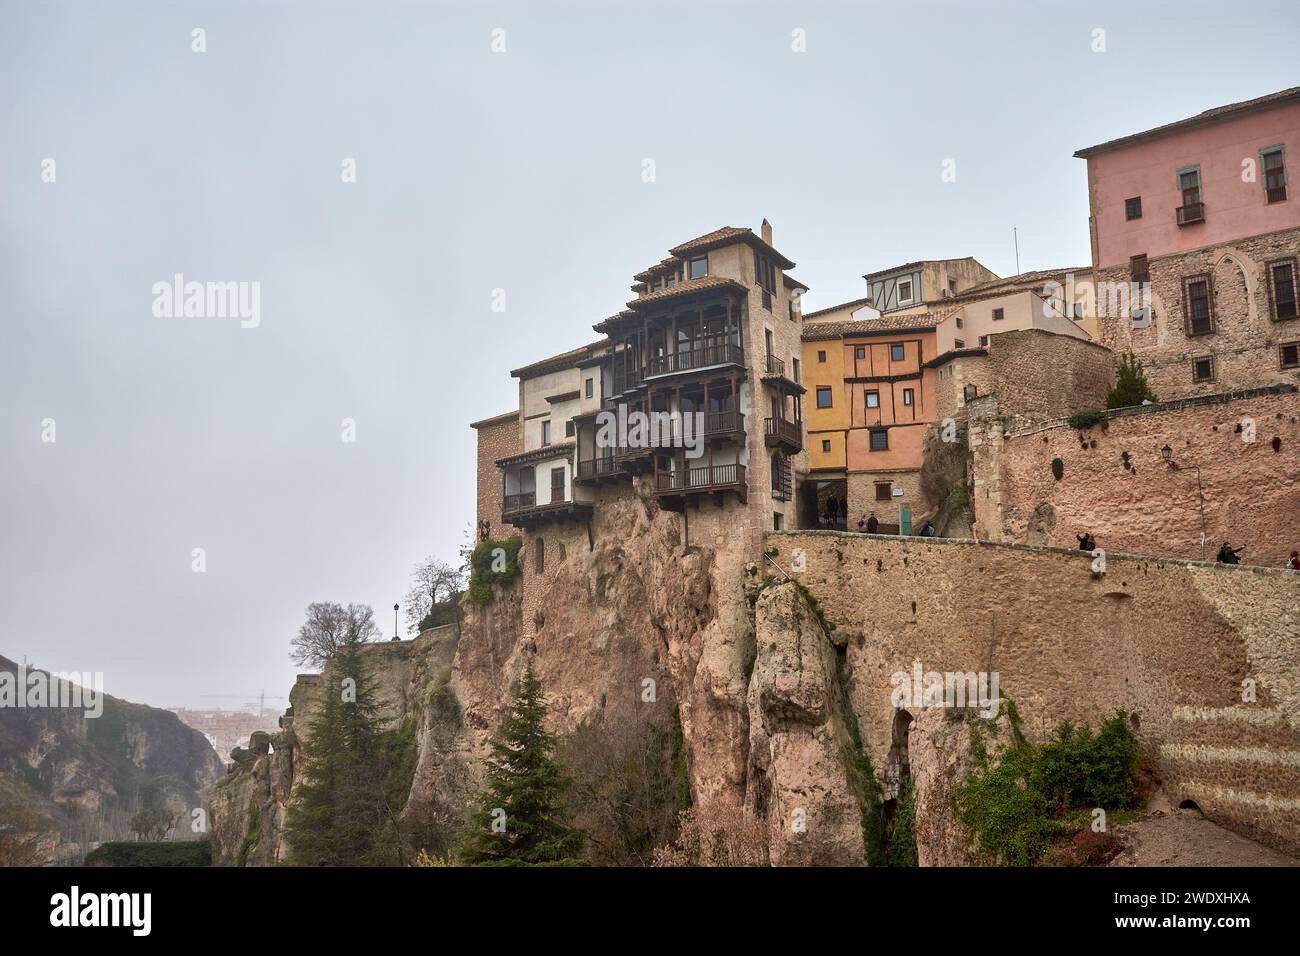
<box><xmin>392</xmin><ymin>603</ymin><xmax>400</xmax><ymax>641</ymax></box>
<box><xmin>1161</xmin><ymin>444</ymin><xmax>1206</xmax><ymax>560</ymax></box>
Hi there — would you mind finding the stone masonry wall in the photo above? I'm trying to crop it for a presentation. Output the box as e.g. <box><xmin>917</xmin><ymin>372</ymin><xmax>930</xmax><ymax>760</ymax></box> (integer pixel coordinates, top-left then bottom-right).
<box><xmin>971</xmin><ymin>385</ymin><xmax>1300</xmax><ymax>566</ymax></box>
<box><xmin>473</xmin><ymin>413</ymin><xmax>520</xmax><ymax>538</ymax></box>
<box><xmin>1097</xmin><ymin>228</ymin><xmax>1300</xmax><ymax>402</ymax></box>
<box><xmin>769</xmin><ymin>530</ymin><xmax>1300</xmax><ymax>854</ymax></box>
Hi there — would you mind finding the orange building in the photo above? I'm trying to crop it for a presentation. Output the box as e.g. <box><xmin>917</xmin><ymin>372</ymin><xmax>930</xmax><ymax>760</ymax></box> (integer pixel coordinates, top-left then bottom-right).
<box><xmin>802</xmin><ymin>313</ymin><xmax>944</xmax><ymax>531</ymax></box>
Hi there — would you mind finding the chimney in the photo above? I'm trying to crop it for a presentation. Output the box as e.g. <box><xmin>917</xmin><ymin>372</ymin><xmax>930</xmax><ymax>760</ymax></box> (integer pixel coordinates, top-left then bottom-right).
<box><xmin>760</xmin><ymin>218</ymin><xmax>773</xmax><ymax>245</ymax></box>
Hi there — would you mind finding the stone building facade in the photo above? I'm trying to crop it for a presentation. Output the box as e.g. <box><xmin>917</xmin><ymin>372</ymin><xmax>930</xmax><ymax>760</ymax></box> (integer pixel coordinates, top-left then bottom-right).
<box><xmin>1077</xmin><ymin>87</ymin><xmax>1300</xmax><ymax>401</ymax></box>
<box><xmin>470</xmin><ymin>410</ymin><xmax>520</xmax><ymax>539</ymax></box>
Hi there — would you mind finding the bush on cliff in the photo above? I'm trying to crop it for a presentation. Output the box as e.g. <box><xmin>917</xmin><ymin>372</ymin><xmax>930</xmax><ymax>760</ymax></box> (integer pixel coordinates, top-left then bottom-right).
<box><xmin>468</xmin><ymin>538</ymin><xmax>523</xmax><ymax>605</ymax></box>
<box><xmin>952</xmin><ymin>708</ymin><xmax>1140</xmax><ymax>865</ymax></box>
<box><xmin>460</xmin><ymin>663</ymin><xmax>585</xmax><ymax>865</ymax></box>
<box><xmin>1107</xmin><ymin>352</ymin><xmax>1157</xmax><ymax>409</ymax></box>
<box><xmin>84</xmin><ymin>840</ymin><xmax>211</xmax><ymax>867</ymax></box>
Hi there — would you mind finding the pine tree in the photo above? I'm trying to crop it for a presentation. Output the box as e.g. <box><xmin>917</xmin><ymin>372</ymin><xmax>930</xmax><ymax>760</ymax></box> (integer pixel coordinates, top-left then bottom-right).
<box><xmin>285</xmin><ymin>637</ymin><xmax>407</xmax><ymax>865</ymax></box>
<box><xmin>460</xmin><ymin>663</ymin><xmax>585</xmax><ymax>865</ymax></box>
<box><xmin>1107</xmin><ymin>352</ymin><xmax>1157</xmax><ymax>409</ymax></box>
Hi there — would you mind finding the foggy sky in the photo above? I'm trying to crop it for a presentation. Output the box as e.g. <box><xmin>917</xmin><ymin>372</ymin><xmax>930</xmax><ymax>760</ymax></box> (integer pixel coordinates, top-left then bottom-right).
<box><xmin>2</xmin><ymin>0</ymin><xmax>1294</xmax><ymax>710</ymax></box>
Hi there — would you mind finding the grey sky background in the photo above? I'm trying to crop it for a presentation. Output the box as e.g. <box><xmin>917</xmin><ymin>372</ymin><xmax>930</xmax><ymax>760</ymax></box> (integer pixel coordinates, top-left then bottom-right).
<box><xmin>2</xmin><ymin>0</ymin><xmax>1295</xmax><ymax>711</ymax></box>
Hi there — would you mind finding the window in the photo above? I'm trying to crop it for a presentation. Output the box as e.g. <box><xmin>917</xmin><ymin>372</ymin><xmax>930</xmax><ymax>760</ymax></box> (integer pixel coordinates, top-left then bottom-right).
<box><xmin>954</xmin><ymin>339</ymin><xmax>965</xmax><ymax>349</ymax></box>
<box><xmin>992</xmin><ymin>307</ymin><xmax>1005</xmax><ymax>321</ymax></box>
<box><xmin>541</xmin><ymin>420</ymin><xmax>552</xmax><ymax>445</ymax></box>
<box><xmin>1270</xmin><ymin>260</ymin><xmax>1297</xmax><ymax>320</ymax></box>
<box><xmin>792</xmin><ymin>358</ymin><xmax>801</xmax><ymax>383</ymax></box>
<box><xmin>1263</xmin><ymin>147</ymin><xmax>1287</xmax><ymax>203</ymax></box>
<box><xmin>816</xmin><ymin>387</ymin><xmax>833</xmax><ymax>408</ymax></box>
<box><xmin>585</xmin><ymin>377</ymin><xmax>593</xmax><ymax>398</ymax></box>
<box><xmin>1184</xmin><ymin>275</ymin><xmax>1214</xmax><ymax>335</ymax></box>
<box><xmin>817</xmin><ymin>350</ymin><xmax>827</xmax><ymax>363</ymax></box>
<box><xmin>534</xmin><ymin>537</ymin><xmax>545</xmax><ymax>573</ymax></box>
<box><xmin>869</xmin><ymin>428</ymin><xmax>888</xmax><ymax>451</ymax></box>
<box><xmin>550</xmin><ymin>467</ymin><xmax>566</xmax><ymax>503</ymax></box>
<box><xmin>902</xmin><ymin>388</ymin><xmax>914</xmax><ymax>406</ymax></box>
<box><xmin>855</xmin><ymin>346</ymin><xmax>866</xmax><ymax>360</ymax></box>
<box><xmin>689</xmin><ymin>256</ymin><xmax>708</xmax><ymax>279</ymax></box>
<box><xmin>875</xmin><ymin>481</ymin><xmax>892</xmax><ymax>501</ymax></box>
<box><xmin>955</xmin><ymin>316</ymin><xmax>963</xmax><ymax>329</ymax></box>
<box><xmin>1130</xmin><ymin>254</ymin><xmax>1150</xmax><ymax>283</ymax></box>
<box><xmin>890</xmin><ymin>343</ymin><xmax>905</xmax><ymax>361</ymax></box>
<box><xmin>1125</xmin><ymin>196</ymin><xmax>1143</xmax><ymax>220</ymax></box>
<box><xmin>1192</xmin><ymin>357</ymin><xmax>1214</xmax><ymax>383</ymax></box>
<box><xmin>963</xmin><ymin>384</ymin><xmax>978</xmax><ymax>402</ymax></box>
<box><xmin>650</xmin><ymin>280</ymin><xmax>662</xmax><ymax>292</ymax></box>
<box><xmin>822</xmin><ymin>439</ymin><xmax>832</xmax><ymax>453</ymax></box>
<box><xmin>979</xmin><ymin>335</ymin><xmax>989</xmax><ymax>347</ymax></box>
<box><xmin>1177</xmin><ymin>167</ymin><xmax>1204</xmax><ymax>224</ymax></box>
<box><xmin>773</xmin><ymin>512</ymin><xmax>783</xmax><ymax>531</ymax></box>
<box><xmin>897</xmin><ymin>279</ymin><xmax>913</xmax><ymax>303</ymax></box>
<box><xmin>754</xmin><ymin>252</ymin><xmax>776</xmax><ymax>293</ymax></box>
<box><xmin>565</xmin><ymin>420</ymin><xmax>575</xmax><ymax>437</ymax></box>
<box><xmin>948</xmin><ymin>279</ymin><xmax>958</xmax><ymax>294</ymax></box>
<box><xmin>665</xmin><ymin>274</ymin><xmax>676</xmax><ymax>287</ymax></box>
<box><xmin>866</xmin><ymin>391</ymin><xmax>880</xmax><ymax>409</ymax></box>
<box><xmin>1280</xmin><ymin>342</ymin><xmax>1300</xmax><ymax>369</ymax></box>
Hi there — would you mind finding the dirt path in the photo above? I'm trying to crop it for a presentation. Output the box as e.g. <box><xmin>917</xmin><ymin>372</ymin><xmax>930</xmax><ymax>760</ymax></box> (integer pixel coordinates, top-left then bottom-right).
<box><xmin>1108</xmin><ymin>803</ymin><xmax>1297</xmax><ymax>867</ymax></box>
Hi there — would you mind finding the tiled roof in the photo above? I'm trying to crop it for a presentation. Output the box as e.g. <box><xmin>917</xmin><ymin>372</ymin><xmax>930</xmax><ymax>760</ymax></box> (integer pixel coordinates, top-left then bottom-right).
<box><xmin>924</xmin><ymin>347</ymin><xmax>988</xmax><ymax>368</ymax></box>
<box><xmin>510</xmin><ymin>340</ymin><xmax>607</xmax><ymax>379</ymax></box>
<box><xmin>802</xmin><ymin>297</ymin><xmax>873</xmax><ymax>321</ymax></box>
<box><xmin>669</xmin><ymin>226</ymin><xmax>796</xmax><ymax>269</ymax></box>
<box><xmin>470</xmin><ymin>410</ymin><xmax>518</xmax><ymax>429</ymax></box>
<box><xmin>594</xmin><ymin>276</ymin><xmax>750</xmax><ymax>332</ymax></box>
<box><xmin>863</xmin><ymin>256</ymin><xmax>987</xmax><ymax>281</ymax></box>
<box><xmin>1074</xmin><ymin>87</ymin><xmax>1300</xmax><ymax>158</ymax></box>
<box><xmin>784</xmin><ymin>273</ymin><xmax>809</xmax><ymax>291</ymax></box>
<box><xmin>962</xmin><ymin>267</ymin><xmax>1091</xmax><ymax>296</ymax></box>
<box><xmin>801</xmin><ymin>309</ymin><xmax>957</xmax><ymax>341</ymax></box>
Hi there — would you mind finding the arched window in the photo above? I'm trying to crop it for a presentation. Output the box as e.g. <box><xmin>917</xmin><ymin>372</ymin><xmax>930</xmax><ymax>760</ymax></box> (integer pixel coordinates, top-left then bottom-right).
<box><xmin>534</xmin><ymin>536</ymin><xmax>545</xmax><ymax>574</ymax></box>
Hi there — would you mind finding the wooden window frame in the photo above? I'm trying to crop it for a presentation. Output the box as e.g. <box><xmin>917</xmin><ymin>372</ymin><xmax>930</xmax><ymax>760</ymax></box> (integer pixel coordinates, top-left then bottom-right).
<box><xmin>1267</xmin><ymin>257</ymin><xmax>1298</xmax><ymax>322</ymax></box>
<box><xmin>869</xmin><ymin>428</ymin><xmax>889</xmax><ymax>451</ymax></box>
<box><xmin>874</xmin><ymin>481</ymin><xmax>892</xmax><ymax>501</ymax></box>
<box><xmin>816</xmin><ymin>386</ymin><xmax>833</xmax><ymax>409</ymax></box>
<box><xmin>902</xmin><ymin>388</ymin><xmax>914</xmax><ymax>406</ymax></box>
<box><xmin>991</xmin><ymin>307</ymin><xmax>1005</xmax><ymax>321</ymax></box>
<box><xmin>817</xmin><ymin>350</ymin><xmax>827</xmax><ymax>363</ymax></box>
<box><xmin>897</xmin><ymin>278</ymin><xmax>913</xmax><ymax>304</ymax></box>
<box><xmin>865</xmin><ymin>390</ymin><xmax>880</xmax><ymax>409</ymax></box>
<box><xmin>1192</xmin><ymin>356</ymin><xmax>1215</xmax><ymax>384</ymax></box>
<box><xmin>1183</xmin><ymin>274</ymin><xmax>1215</xmax><ymax>337</ymax></box>
<box><xmin>890</xmin><ymin>343</ymin><xmax>905</xmax><ymax>362</ymax></box>
<box><xmin>1280</xmin><ymin>341</ymin><xmax>1300</xmax><ymax>370</ymax></box>
<box><xmin>1262</xmin><ymin>146</ymin><xmax>1288</xmax><ymax>204</ymax></box>
<box><xmin>689</xmin><ymin>255</ymin><xmax>708</xmax><ymax>280</ymax></box>
<box><xmin>1125</xmin><ymin>196</ymin><xmax>1143</xmax><ymax>220</ymax></box>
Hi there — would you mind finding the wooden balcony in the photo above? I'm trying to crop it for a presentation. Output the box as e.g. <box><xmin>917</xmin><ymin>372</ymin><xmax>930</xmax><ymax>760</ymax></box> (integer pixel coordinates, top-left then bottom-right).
<box><xmin>652</xmin><ymin>463</ymin><xmax>747</xmax><ymax>509</ymax></box>
<box><xmin>501</xmin><ymin>493</ymin><xmax>592</xmax><ymax>528</ymax></box>
<box><xmin>574</xmin><ymin>455</ymin><xmax>627</xmax><ymax>484</ymax></box>
<box><xmin>764</xmin><ymin>416</ymin><xmax>803</xmax><ymax>452</ymax></box>
<box><xmin>645</xmin><ymin>340</ymin><xmax>744</xmax><ymax>379</ymax></box>
<box><xmin>703</xmin><ymin>409</ymin><xmax>745</xmax><ymax>441</ymax></box>
<box><xmin>1176</xmin><ymin>202</ymin><xmax>1205</xmax><ymax>226</ymax></box>
<box><xmin>759</xmin><ymin>354</ymin><xmax>805</xmax><ymax>395</ymax></box>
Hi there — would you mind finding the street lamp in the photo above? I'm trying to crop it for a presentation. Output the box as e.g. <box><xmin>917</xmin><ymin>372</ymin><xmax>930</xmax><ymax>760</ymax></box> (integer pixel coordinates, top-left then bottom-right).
<box><xmin>392</xmin><ymin>603</ymin><xmax>400</xmax><ymax>641</ymax></box>
<box><xmin>1161</xmin><ymin>444</ymin><xmax>1206</xmax><ymax>560</ymax></box>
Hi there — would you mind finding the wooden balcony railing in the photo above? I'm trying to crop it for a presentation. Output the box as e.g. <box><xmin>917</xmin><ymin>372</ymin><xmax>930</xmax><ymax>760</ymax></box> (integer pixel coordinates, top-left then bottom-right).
<box><xmin>654</xmin><ymin>462</ymin><xmax>746</xmax><ymax>493</ymax></box>
<box><xmin>576</xmin><ymin>456</ymin><xmax>623</xmax><ymax>480</ymax></box>
<box><xmin>503</xmin><ymin>492</ymin><xmax>536</xmax><ymax>512</ymax></box>
<box><xmin>764</xmin><ymin>416</ymin><xmax>803</xmax><ymax>449</ymax></box>
<box><xmin>703</xmin><ymin>410</ymin><xmax>744</xmax><ymax>437</ymax></box>
<box><xmin>612</xmin><ymin>369</ymin><xmax>643</xmax><ymax>395</ymax></box>
<box><xmin>645</xmin><ymin>340</ymin><xmax>744</xmax><ymax>377</ymax></box>
<box><xmin>1176</xmin><ymin>202</ymin><xmax>1205</xmax><ymax>226</ymax></box>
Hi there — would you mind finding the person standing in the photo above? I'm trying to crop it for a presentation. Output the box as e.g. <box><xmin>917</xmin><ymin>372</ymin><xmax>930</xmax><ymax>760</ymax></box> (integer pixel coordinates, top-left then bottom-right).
<box><xmin>866</xmin><ymin>513</ymin><xmax>879</xmax><ymax>535</ymax></box>
<box><xmin>1287</xmin><ymin>550</ymin><xmax>1300</xmax><ymax>571</ymax></box>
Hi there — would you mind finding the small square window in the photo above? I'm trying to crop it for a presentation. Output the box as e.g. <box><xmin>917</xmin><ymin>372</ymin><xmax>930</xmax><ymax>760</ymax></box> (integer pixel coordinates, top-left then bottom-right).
<box><xmin>963</xmin><ymin>384</ymin><xmax>978</xmax><ymax>402</ymax></box>
<box><xmin>689</xmin><ymin>256</ymin><xmax>708</xmax><ymax>279</ymax></box>
<box><xmin>1125</xmin><ymin>196</ymin><xmax>1143</xmax><ymax>220</ymax></box>
<box><xmin>898</xmin><ymin>279</ymin><xmax>913</xmax><ymax>303</ymax></box>
<box><xmin>954</xmin><ymin>339</ymin><xmax>965</xmax><ymax>349</ymax></box>
<box><xmin>992</xmin><ymin>308</ymin><xmax>1005</xmax><ymax>321</ymax></box>
<box><xmin>1192</xmin><ymin>357</ymin><xmax>1214</xmax><ymax>383</ymax></box>
<box><xmin>979</xmin><ymin>335</ymin><xmax>989</xmax><ymax>347</ymax></box>
<box><xmin>902</xmin><ymin>388</ymin><xmax>914</xmax><ymax>406</ymax></box>
<box><xmin>866</xmin><ymin>391</ymin><xmax>880</xmax><ymax>409</ymax></box>
<box><xmin>875</xmin><ymin>481</ymin><xmax>892</xmax><ymax>501</ymax></box>
<box><xmin>869</xmin><ymin>429</ymin><xmax>888</xmax><ymax>451</ymax></box>
<box><xmin>890</xmin><ymin>343</ymin><xmax>905</xmax><ymax>361</ymax></box>
<box><xmin>822</xmin><ymin>439</ymin><xmax>831</xmax><ymax>453</ymax></box>
<box><xmin>816</xmin><ymin>387</ymin><xmax>833</xmax><ymax>409</ymax></box>
<box><xmin>565</xmin><ymin>420</ymin><xmax>575</xmax><ymax>437</ymax></box>
<box><xmin>1280</xmin><ymin>342</ymin><xmax>1300</xmax><ymax>369</ymax></box>
<box><xmin>817</xmin><ymin>350</ymin><xmax>827</xmax><ymax>363</ymax></box>
<box><xmin>855</xmin><ymin>346</ymin><xmax>866</xmax><ymax>360</ymax></box>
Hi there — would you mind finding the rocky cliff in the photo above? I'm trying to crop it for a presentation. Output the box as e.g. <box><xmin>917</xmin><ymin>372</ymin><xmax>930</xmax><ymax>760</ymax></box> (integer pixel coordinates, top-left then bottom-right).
<box><xmin>0</xmin><ymin>655</ymin><xmax>224</xmax><ymax>861</ymax></box>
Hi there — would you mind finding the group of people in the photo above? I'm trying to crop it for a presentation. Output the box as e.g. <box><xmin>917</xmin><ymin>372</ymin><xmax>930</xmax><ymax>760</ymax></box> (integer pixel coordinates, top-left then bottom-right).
<box><xmin>1078</xmin><ymin>530</ymin><xmax>1300</xmax><ymax>570</ymax></box>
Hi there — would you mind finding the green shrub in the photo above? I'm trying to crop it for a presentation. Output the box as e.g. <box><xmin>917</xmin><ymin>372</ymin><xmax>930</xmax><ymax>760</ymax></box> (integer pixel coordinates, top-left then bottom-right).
<box><xmin>1067</xmin><ymin>410</ymin><xmax>1109</xmax><ymax>431</ymax></box>
<box><xmin>84</xmin><ymin>840</ymin><xmax>211</xmax><ymax>867</ymax></box>
<box><xmin>467</xmin><ymin>537</ymin><xmax>523</xmax><ymax>604</ymax></box>
<box><xmin>1107</xmin><ymin>352</ymin><xmax>1157</xmax><ymax>409</ymax></box>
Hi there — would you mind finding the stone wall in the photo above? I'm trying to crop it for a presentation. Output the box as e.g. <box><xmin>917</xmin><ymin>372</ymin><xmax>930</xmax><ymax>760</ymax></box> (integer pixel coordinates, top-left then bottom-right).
<box><xmin>770</xmin><ymin>530</ymin><xmax>1300</xmax><ymax>854</ymax></box>
<box><xmin>1097</xmin><ymin>229</ymin><xmax>1300</xmax><ymax>402</ymax></box>
<box><xmin>472</xmin><ymin>412</ymin><xmax>520</xmax><ymax>537</ymax></box>
<box><xmin>935</xmin><ymin>328</ymin><xmax>1116</xmax><ymax>429</ymax></box>
<box><xmin>970</xmin><ymin>384</ymin><xmax>1300</xmax><ymax>566</ymax></box>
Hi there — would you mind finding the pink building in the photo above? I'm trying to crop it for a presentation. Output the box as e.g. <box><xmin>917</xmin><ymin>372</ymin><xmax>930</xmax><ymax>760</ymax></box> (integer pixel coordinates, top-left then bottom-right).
<box><xmin>1077</xmin><ymin>88</ymin><xmax>1300</xmax><ymax>400</ymax></box>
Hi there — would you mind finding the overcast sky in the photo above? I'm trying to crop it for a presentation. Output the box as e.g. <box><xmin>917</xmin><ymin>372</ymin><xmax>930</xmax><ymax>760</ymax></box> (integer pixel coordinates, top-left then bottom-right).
<box><xmin>2</xmin><ymin>0</ymin><xmax>1295</xmax><ymax>711</ymax></box>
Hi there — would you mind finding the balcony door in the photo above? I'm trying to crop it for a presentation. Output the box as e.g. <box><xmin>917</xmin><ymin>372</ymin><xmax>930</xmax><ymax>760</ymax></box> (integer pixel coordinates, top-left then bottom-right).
<box><xmin>550</xmin><ymin>466</ymin><xmax>566</xmax><ymax>504</ymax></box>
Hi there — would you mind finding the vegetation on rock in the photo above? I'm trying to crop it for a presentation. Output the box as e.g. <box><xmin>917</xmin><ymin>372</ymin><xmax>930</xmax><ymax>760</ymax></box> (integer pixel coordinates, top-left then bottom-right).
<box><xmin>468</xmin><ymin>537</ymin><xmax>523</xmax><ymax>605</ymax></box>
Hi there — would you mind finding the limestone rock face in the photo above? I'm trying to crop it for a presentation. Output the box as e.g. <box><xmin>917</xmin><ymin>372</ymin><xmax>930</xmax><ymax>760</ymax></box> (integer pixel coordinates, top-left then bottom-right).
<box><xmin>746</xmin><ymin>582</ymin><xmax>866</xmax><ymax>866</ymax></box>
<box><xmin>908</xmin><ymin>708</ymin><xmax>1013</xmax><ymax>866</ymax></box>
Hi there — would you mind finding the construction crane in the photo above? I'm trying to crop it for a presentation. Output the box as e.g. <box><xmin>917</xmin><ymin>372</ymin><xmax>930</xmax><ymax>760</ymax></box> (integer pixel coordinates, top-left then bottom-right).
<box><xmin>200</xmin><ymin>691</ymin><xmax>288</xmax><ymax>716</ymax></box>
